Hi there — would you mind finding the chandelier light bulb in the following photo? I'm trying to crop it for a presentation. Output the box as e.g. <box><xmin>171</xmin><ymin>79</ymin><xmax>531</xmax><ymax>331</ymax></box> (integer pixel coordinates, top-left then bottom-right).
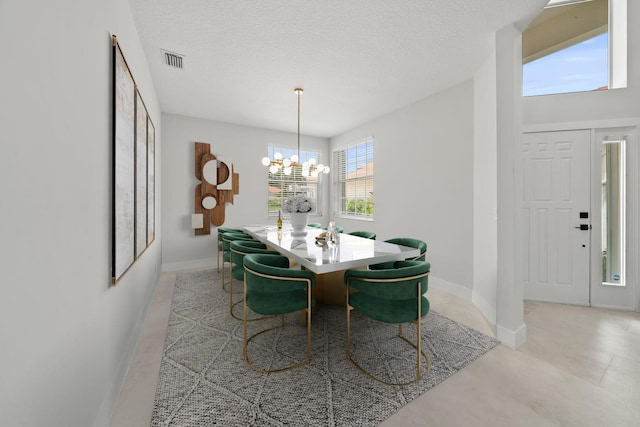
<box><xmin>260</xmin><ymin>87</ymin><xmax>329</xmax><ymax>176</ymax></box>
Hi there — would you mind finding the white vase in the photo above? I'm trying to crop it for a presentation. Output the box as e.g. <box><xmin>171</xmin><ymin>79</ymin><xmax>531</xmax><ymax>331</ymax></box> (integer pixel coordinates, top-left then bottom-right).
<box><xmin>289</xmin><ymin>212</ymin><xmax>309</xmax><ymax>236</ymax></box>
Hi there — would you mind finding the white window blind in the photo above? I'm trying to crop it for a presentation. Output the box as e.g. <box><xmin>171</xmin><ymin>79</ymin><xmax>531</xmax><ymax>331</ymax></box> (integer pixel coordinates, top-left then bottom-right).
<box><xmin>334</xmin><ymin>138</ymin><xmax>374</xmax><ymax>218</ymax></box>
<box><xmin>266</xmin><ymin>145</ymin><xmax>322</xmax><ymax>217</ymax></box>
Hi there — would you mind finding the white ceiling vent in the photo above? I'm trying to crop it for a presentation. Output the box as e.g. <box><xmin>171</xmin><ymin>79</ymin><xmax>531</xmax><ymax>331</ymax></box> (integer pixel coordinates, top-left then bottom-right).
<box><xmin>161</xmin><ymin>49</ymin><xmax>185</xmax><ymax>69</ymax></box>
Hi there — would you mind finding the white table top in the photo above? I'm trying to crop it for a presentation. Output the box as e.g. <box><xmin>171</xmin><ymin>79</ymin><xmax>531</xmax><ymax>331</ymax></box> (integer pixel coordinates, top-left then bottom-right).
<box><xmin>242</xmin><ymin>225</ymin><xmax>420</xmax><ymax>274</ymax></box>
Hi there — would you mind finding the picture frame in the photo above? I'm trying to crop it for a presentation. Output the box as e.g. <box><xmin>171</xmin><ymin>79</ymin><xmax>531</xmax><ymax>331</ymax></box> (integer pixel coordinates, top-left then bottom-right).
<box><xmin>112</xmin><ymin>35</ymin><xmax>155</xmax><ymax>284</ymax></box>
<box><xmin>135</xmin><ymin>88</ymin><xmax>148</xmax><ymax>259</ymax></box>
<box><xmin>147</xmin><ymin>116</ymin><xmax>156</xmax><ymax>246</ymax></box>
<box><xmin>112</xmin><ymin>35</ymin><xmax>136</xmax><ymax>284</ymax></box>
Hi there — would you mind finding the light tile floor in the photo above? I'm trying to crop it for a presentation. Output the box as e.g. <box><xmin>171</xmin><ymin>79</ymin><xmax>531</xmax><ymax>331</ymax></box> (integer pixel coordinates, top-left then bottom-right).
<box><xmin>110</xmin><ymin>271</ymin><xmax>640</xmax><ymax>427</ymax></box>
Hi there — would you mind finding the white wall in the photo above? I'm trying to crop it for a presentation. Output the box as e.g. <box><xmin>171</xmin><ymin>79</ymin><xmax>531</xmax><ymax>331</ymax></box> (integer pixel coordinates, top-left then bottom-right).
<box><xmin>330</xmin><ymin>81</ymin><xmax>475</xmax><ymax>293</ymax></box>
<box><xmin>473</xmin><ymin>51</ymin><xmax>499</xmax><ymax>324</ymax></box>
<box><xmin>161</xmin><ymin>113</ymin><xmax>330</xmax><ymax>271</ymax></box>
<box><xmin>0</xmin><ymin>1</ymin><xmax>161</xmax><ymax>426</ymax></box>
<box><xmin>495</xmin><ymin>24</ymin><xmax>526</xmax><ymax>348</ymax></box>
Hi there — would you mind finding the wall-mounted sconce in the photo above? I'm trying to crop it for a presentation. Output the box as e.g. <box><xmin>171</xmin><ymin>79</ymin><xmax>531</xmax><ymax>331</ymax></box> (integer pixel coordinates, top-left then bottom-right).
<box><xmin>193</xmin><ymin>141</ymin><xmax>239</xmax><ymax>235</ymax></box>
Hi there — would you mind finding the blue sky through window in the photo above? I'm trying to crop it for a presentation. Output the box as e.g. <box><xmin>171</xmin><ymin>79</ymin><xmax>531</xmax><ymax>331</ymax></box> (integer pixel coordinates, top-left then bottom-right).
<box><xmin>345</xmin><ymin>139</ymin><xmax>374</xmax><ymax>174</ymax></box>
<box><xmin>523</xmin><ymin>32</ymin><xmax>608</xmax><ymax>96</ymax></box>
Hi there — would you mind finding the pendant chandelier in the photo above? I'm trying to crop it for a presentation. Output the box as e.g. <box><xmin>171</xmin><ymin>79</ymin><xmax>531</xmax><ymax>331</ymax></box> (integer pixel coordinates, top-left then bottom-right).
<box><xmin>261</xmin><ymin>88</ymin><xmax>330</xmax><ymax>177</ymax></box>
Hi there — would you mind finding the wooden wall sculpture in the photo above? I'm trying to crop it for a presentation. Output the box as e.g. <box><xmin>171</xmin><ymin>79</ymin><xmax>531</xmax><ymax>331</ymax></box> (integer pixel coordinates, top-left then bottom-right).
<box><xmin>193</xmin><ymin>142</ymin><xmax>239</xmax><ymax>235</ymax></box>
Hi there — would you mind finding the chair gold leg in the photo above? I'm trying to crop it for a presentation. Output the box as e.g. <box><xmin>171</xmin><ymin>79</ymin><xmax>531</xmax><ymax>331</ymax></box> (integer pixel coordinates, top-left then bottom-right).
<box><xmin>307</xmin><ymin>283</ymin><xmax>312</xmax><ymax>362</ymax></box>
<box><xmin>346</xmin><ymin>281</ymin><xmax>430</xmax><ymax>386</ymax></box>
<box><xmin>243</xmin><ymin>281</ymin><xmax>248</xmax><ymax>361</ymax></box>
<box><xmin>346</xmin><ymin>284</ymin><xmax>352</xmax><ymax>358</ymax></box>
<box><xmin>221</xmin><ymin>252</ymin><xmax>226</xmax><ymax>290</ymax></box>
<box><xmin>244</xmin><ymin>312</ymin><xmax>312</xmax><ymax>373</ymax></box>
<box><xmin>417</xmin><ymin>282</ymin><xmax>421</xmax><ymax>380</ymax></box>
<box><xmin>230</xmin><ymin>272</ymin><xmax>272</xmax><ymax>322</ymax></box>
<box><xmin>243</xmin><ymin>270</ymin><xmax>313</xmax><ymax>373</ymax></box>
<box><xmin>349</xmin><ymin>321</ymin><xmax>430</xmax><ymax>386</ymax></box>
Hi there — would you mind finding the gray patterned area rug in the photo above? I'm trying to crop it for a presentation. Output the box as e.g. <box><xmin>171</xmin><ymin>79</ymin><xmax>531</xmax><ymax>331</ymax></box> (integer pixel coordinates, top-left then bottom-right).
<box><xmin>151</xmin><ymin>269</ymin><xmax>500</xmax><ymax>426</ymax></box>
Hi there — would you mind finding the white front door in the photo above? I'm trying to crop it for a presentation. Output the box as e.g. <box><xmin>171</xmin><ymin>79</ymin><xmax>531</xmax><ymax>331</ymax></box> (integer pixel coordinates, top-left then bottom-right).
<box><xmin>521</xmin><ymin>130</ymin><xmax>591</xmax><ymax>305</ymax></box>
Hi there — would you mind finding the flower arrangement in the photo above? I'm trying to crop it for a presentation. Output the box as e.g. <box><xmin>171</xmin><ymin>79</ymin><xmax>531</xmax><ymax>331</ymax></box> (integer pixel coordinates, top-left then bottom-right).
<box><xmin>282</xmin><ymin>194</ymin><xmax>315</xmax><ymax>213</ymax></box>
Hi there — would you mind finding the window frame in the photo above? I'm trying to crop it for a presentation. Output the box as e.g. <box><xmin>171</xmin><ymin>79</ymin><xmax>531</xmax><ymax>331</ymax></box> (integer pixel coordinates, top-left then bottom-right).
<box><xmin>266</xmin><ymin>145</ymin><xmax>323</xmax><ymax>218</ymax></box>
<box><xmin>522</xmin><ymin>0</ymin><xmax>627</xmax><ymax>97</ymax></box>
<box><xmin>333</xmin><ymin>137</ymin><xmax>374</xmax><ymax>221</ymax></box>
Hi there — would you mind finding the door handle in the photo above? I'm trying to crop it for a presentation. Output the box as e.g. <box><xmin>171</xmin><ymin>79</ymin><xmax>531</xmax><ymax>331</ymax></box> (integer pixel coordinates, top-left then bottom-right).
<box><xmin>574</xmin><ymin>224</ymin><xmax>591</xmax><ymax>230</ymax></box>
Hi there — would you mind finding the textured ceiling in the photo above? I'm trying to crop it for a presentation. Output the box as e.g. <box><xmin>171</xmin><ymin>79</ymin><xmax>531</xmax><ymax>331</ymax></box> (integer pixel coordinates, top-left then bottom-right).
<box><xmin>129</xmin><ymin>0</ymin><xmax>547</xmax><ymax>138</ymax></box>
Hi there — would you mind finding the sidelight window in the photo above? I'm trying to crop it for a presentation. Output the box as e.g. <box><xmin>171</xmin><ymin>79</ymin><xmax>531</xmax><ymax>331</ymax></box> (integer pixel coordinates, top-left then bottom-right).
<box><xmin>601</xmin><ymin>139</ymin><xmax>625</xmax><ymax>286</ymax></box>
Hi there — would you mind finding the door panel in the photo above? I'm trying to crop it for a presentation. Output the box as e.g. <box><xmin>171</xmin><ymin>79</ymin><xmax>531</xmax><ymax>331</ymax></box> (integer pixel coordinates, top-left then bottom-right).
<box><xmin>522</xmin><ymin>130</ymin><xmax>591</xmax><ymax>305</ymax></box>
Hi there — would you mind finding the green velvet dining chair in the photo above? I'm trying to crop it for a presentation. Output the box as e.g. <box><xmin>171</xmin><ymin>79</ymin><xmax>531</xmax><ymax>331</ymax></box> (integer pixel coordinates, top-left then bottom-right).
<box><xmin>229</xmin><ymin>240</ymin><xmax>279</xmax><ymax>320</ymax></box>
<box><xmin>344</xmin><ymin>260</ymin><xmax>431</xmax><ymax>386</ymax></box>
<box><xmin>221</xmin><ymin>232</ymin><xmax>253</xmax><ymax>292</ymax></box>
<box><xmin>369</xmin><ymin>237</ymin><xmax>427</xmax><ymax>270</ymax></box>
<box><xmin>217</xmin><ymin>227</ymin><xmax>246</xmax><ymax>272</ymax></box>
<box><xmin>243</xmin><ymin>253</ymin><xmax>316</xmax><ymax>373</ymax></box>
<box><xmin>347</xmin><ymin>230</ymin><xmax>377</xmax><ymax>239</ymax></box>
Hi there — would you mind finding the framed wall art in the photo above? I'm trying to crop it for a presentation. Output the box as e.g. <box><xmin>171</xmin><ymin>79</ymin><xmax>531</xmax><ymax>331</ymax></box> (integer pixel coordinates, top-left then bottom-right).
<box><xmin>112</xmin><ymin>35</ymin><xmax>136</xmax><ymax>284</ymax></box>
<box><xmin>135</xmin><ymin>89</ymin><xmax>148</xmax><ymax>259</ymax></box>
<box><xmin>147</xmin><ymin>117</ymin><xmax>155</xmax><ymax>246</ymax></box>
<box><xmin>112</xmin><ymin>35</ymin><xmax>155</xmax><ymax>285</ymax></box>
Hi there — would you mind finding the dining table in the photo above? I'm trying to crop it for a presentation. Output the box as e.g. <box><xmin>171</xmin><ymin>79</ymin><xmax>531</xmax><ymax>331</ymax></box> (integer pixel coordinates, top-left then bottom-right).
<box><xmin>242</xmin><ymin>224</ymin><xmax>420</xmax><ymax>306</ymax></box>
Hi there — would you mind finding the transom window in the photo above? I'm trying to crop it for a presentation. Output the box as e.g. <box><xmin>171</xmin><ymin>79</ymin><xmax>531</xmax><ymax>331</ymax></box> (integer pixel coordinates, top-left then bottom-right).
<box><xmin>522</xmin><ymin>0</ymin><xmax>627</xmax><ymax>97</ymax></box>
<box><xmin>266</xmin><ymin>145</ymin><xmax>322</xmax><ymax>217</ymax></box>
<box><xmin>334</xmin><ymin>138</ymin><xmax>374</xmax><ymax>219</ymax></box>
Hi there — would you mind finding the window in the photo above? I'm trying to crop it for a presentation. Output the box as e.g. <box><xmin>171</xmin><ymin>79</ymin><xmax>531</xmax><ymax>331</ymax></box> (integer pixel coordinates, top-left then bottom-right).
<box><xmin>334</xmin><ymin>138</ymin><xmax>374</xmax><ymax>219</ymax></box>
<box><xmin>601</xmin><ymin>139</ymin><xmax>626</xmax><ymax>286</ymax></box>
<box><xmin>522</xmin><ymin>0</ymin><xmax>627</xmax><ymax>97</ymax></box>
<box><xmin>524</xmin><ymin>32</ymin><xmax>608</xmax><ymax>96</ymax></box>
<box><xmin>266</xmin><ymin>145</ymin><xmax>322</xmax><ymax>217</ymax></box>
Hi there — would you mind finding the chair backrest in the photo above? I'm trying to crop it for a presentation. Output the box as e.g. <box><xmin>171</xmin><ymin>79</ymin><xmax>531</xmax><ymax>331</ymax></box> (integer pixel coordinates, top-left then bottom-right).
<box><xmin>218</xmin><ymin>227</ymin><xmax>244</xmax><ymax>234</ymax></box>
<box><xmin>221</xmin><ymin>232</ymin><xmax>253</xmax><ymax>264</ymax></box>
<box><xmin>344</xmin><ymin>260</ymin><xmax>431</xmax><ymax>300</ymax></box>
<box><xmin>222</xmin><ymin>232</ymin><xmax>253</xmax><ymax>250</ymax></box>
<box><xmin>217</xmin><ymin>227</ymin><xmax>246</xmax><ymax>248</ymax></box>
<box><xmin>230</xmin><ymin>240</ymin><xmax>278</xmax><ymax>280</ymax></box>
<box><xmin>243</xmin><ymin>254</ymin><xmax>315</xmax><ymax>294</ymax></box>
<box><xmin>348</xmin><ymin>230</ymin><xmax>377</xmax><ymax>239</ymax></box>
<box><xmin>384</xmin><ymin>238</ymin><xmax>427</xmax><ymax>261</ymax></box>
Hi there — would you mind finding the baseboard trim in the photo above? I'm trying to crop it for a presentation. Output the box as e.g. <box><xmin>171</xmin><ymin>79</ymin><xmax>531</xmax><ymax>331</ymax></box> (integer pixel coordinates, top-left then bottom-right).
<box><xmin>429</xmin><ymin>275</ymin><xmax>472</xmax><ymax>300</ymax></box>
<box><xmin>430</xmin><ymin>275</ymin><xmax>499</xmax><ymax>332</ymax></box>
<box><xmin>162</xmin><ymin>258</ymin><xmax>215</xmax><ymax>272</ymax></box>
<box><xmin>590</xmin><ymin>303</ymin><xmax>635</xmax><ymax>311</ymax></box>
<box><xmin>94</xmin><ymin>268</ymin><xmax>159</xmax><ymax>427</ymax></box>
<box><xmin>497</xmin><ymin>322</ymin><xmax>527</xmax><ymax>349</ymax></box>
<box><xmin>472</xmin><ymin>291</ymin><xmax>497</xmax><ymax>325</ymax></box>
